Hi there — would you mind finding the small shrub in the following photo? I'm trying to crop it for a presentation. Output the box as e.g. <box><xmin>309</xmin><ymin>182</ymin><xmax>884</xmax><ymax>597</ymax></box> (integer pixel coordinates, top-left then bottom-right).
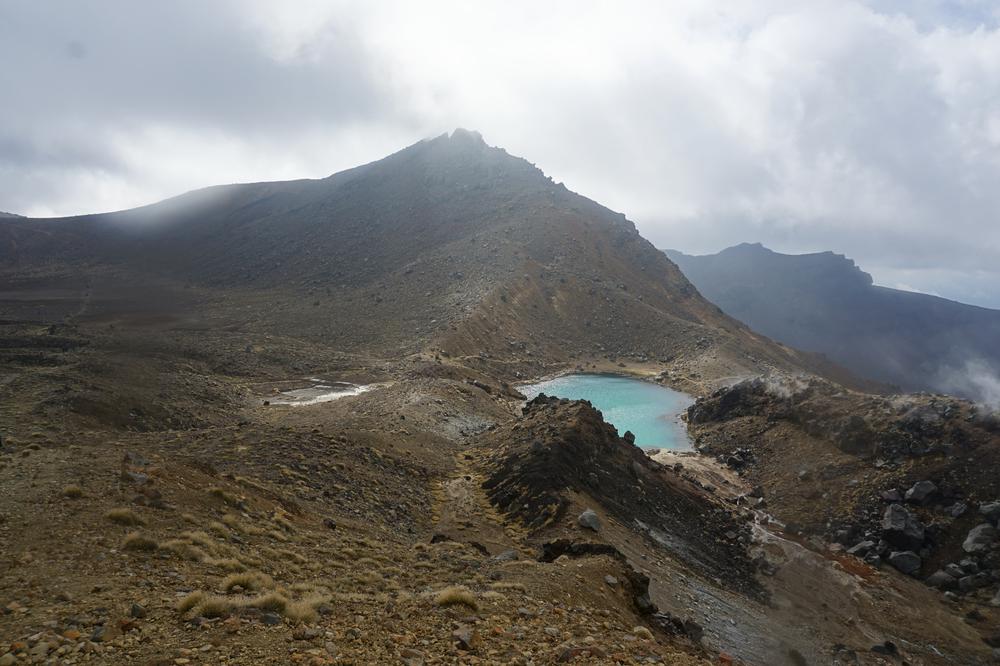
<box><xmin>159</xmin><ymin>539</ymin><xmax>208</xmax><ymax>562</ymax></box>
<box><xmin>122</xmin><ymin>532</ymin><xmax>158</xmax><ymax>551</ymax></box>
<box><xmin>208</xmin><ymin>558</ymin><xmax>247</xmax><ymax>572</ymax></box>
<box><xmin>221</xmin><ymin>571</ymin><xmax>273</xmax><ymax>593</ymax></box>
<box><xmin>177</xmin><ymin>591</ymin><xmax>205</xmax><ymax>613</ymax></box>
<box><xmin>62</xmin><ymin>484</ymin><xmax>83</xmax><ymax>499</ymax></box>
<box><xmin>632</xmin><ymin>626</ymin><xmax>654</xmax><ymax>640</ymax></box>
<box><xmin>208</xmin><ymin>521</ymin><xmax>230</xmax><ymax>538</ymax></box>
<box><xmin>196</xmin><ymin>594</ymin><xmax>233</xmax><ymax>618</ymax></box>
<box><xmin>208</xmin><ymin>487</ymin><xmax>238</xmax><ymax>505</ymax></box>
<box><xmin>106</xmin><ymin>508</ymin><xmax>145</xmax><ymax>526</ymax></box>
<box><xmin>247</xmin><ymin>591</ymin><xmax>288</xmax><ymax>613</ymax></box>
<box><xmin>434</xmin><ymin>586</ymin><xmax>478</xmax><ymax>611</ymax></box>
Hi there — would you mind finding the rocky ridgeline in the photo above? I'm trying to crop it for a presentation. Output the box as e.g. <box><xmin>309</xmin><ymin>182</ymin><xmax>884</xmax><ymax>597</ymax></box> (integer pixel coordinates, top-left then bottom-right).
<box><xmin>481</xmin><ymin>394</ymin><xmax>762</xmax><ymax>599</ymax></box>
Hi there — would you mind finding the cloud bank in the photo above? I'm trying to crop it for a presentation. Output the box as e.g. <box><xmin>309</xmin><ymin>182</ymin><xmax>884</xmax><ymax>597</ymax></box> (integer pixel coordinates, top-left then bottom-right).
<box><xmin>2</xmin><ymin>0</ymin><xmax>1000</xmax><ymax>307</ymax></box>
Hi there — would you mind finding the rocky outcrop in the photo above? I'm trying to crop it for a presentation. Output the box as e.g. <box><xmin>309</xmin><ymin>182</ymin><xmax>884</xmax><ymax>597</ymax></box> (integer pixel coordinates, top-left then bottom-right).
<box><xmin>481</xmin><ymin>395</ymin><xmax>762</xmax><ymax>598</ymax></box>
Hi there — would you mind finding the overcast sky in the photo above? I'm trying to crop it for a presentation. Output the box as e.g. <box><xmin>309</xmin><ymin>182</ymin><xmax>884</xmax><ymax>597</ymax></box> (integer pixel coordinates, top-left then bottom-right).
<box><xmin>2</xmin><ymin>1</ymin><xmax>1000</xmax><ymax>308</ymax></box>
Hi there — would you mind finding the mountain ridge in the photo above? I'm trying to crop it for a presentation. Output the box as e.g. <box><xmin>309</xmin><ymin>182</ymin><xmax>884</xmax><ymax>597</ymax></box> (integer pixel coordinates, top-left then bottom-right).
<box><xmin>665</xmin><ymin>242</ymin><xmax>1000</xmax><ymax>399</ymax></box>
<box><xmin>0</xmin><ymin>131</ymin><xmax>861</xmax><ymax>390</ymax></box>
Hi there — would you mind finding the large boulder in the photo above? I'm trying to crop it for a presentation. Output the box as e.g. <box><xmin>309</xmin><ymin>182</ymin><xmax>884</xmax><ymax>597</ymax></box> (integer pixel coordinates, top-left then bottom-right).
<box><xmin>904</xmin><ymin>480</ymin><xmax>937</xmax><ymax>505</ymax></box>
<box><xmin>963</xmin><ymin>523</ymin><xmax>998</xmax><ymax>554</ymax></box>
<box><xmin>888</xmin><ymin>551</ymin><xmax>922</xmax><ymax>576</ymax></box>
<box><xmin>980</xmin><ymin>500</ymin><xmax>1000</xmax><ymax>524</ymax></box>
<box><xmin>882</xmin><ymin>504</ymin><xmax>925</xmax><ymax>550</ymax></box>
<box><xmin>578</xmin><ymin>509</ymin><xmax>601</xmax><ymax>532</ymax></box>
<box><xmin>926</xmin><ymin>570</ymin><xmax>957</xmax><ymax>590</ymax></box>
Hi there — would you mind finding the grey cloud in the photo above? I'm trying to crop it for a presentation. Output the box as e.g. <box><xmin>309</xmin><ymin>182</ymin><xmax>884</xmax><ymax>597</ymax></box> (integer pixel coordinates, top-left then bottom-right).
<box><xmin>1</xmin><ymin>1</ymin><xmax>999</xmax><ymax>308</ymax></box>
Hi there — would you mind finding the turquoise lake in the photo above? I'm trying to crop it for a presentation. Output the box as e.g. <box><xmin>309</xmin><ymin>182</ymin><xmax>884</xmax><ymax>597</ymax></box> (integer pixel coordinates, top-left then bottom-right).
<box><xmin>520</xmin><ymin>374</ymin><xmax>694</xmax><ymax>450</ymax></box>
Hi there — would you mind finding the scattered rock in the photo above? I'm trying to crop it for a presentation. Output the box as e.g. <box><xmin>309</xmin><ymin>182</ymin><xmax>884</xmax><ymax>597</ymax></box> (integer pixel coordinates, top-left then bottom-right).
<box><xmin>577</xmin><ymin>509</ymin><xmax>601</xmax><ymax>532</ymax></box>
<box><xmin>887</xmin><ymin>551</ymin><xmax>921</xmax><ymax>576</ymax></box>
<box><xmin>926</xmin><ymin>570</ymin><xmax>957</xmax><ymax>590</ymax></box>
<box><xmin>904</xmin><ymin>480</ymin><xmax>937</xmax><ymax>505</ymax></box>
<box><xmin>130</xmin><ymin>603</ymin><xmax>147</xmax><ymax>619</ymax></box>
<box><xmin>980</xmin><ymin>500</ymin><xmax>1000</xmax><ymax>524</ymax></box>
<box><xmin>604</xmin><ymin>575</ymin><xmax>619</xmax><ymax>587</ymax></box>
<box><xmin>945</xmin><ymin>563</ymin><xmax>965</xmax><ymax>578</ymax></box>
<box><xmin>881</xmin><ymin>489</ymin><xmax>902</xmax><ymax>503</ymax></box>
<box><xmin>293</xmin><ymin>626</ymin><xmax>322</xmax><ymax>640</ymax></box>
<box><xmin>847</xmin><ymin>540</ymin><xmax>875</xmax><ymax>557</ymax></box>
<box><xmin>962</xmin><ymin>523</ymin><xmax>998</xmax><ymax>554</ymax></box>
<box><xmin>882</xmin><ymin>505</ymin><xmax>925</xmax><ymax>550</ymax></box>
<box><xmin>452</xmin><ymin>626</ymin><xmax>479</xmax><ymax>651</ymax></box>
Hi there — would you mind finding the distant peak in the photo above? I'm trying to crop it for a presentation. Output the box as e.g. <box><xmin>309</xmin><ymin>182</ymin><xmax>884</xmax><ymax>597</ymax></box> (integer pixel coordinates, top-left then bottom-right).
<box><xmin>449</xmin><ymin>128</ymin><xmax>486</xmax><ymax>144</ymax></box>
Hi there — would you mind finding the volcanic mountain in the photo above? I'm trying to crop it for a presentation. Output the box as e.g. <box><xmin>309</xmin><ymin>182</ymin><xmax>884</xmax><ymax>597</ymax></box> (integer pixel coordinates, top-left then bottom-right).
<box><xmin>0</xmin><ymin>130</ymin><xmax>845</xmax><ymax>389</ymax></box>
<box><xmin>665</xmin><ymin>243</ymin><xmax>1000</xmax><ymax>399</ymax></box>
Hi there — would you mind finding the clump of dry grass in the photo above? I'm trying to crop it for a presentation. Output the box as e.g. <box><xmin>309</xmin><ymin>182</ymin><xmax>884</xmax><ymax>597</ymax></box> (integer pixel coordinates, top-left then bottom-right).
<box><xmin>208</xmin><ymin>521</ymin><xmax>230</xmax><ymax>539</ymax></box>
<box><xmin>221</xmin><ymin>571</ymin><xmax>274</xmax><ymax>593</ymax></box>
<box><xmin>177</xmin><ymin>591</ymin><xmax>205</xmax><ymax>613</ymax></box>
<box><xmin>632</xmin><ymin>626</ymin><xmax>654</xmax><ymax>640</ymax></box>
<box><xmin>208</xmin><ymin>558</ymin><xmax>247</xmax><ymax>573</ymax></box>
<box><xmin>61</xmin><ymin>484</ymin><xmax>83</xmax><ymax>499</ymax></box>
<box><xmin>434</xmin><ymin>586</ymin><xmax>479</xmax><ymax>611</ymax></box>
<box><xmin>106</xmin><ymin>508</ymin><xmax>145</xmax><ymax>526</ymax></box>
<box><xmin>208</xmin><ymin>487</ymin><xmax>238</xmax><ymax>505</ymax></box>
<box><xmin>220</xmin><ymin>513</ymin><xmax>244</xmax><ymax>532</ymax></box>
<box><xmin>159</xmin><ymin>539</ymin><xmax>209</xmax><ymax>562</ymax></box>
<box><xmin>122</xmin><ymin>532</ymin><xmax>158</xmax><ymax>551</ymax></box>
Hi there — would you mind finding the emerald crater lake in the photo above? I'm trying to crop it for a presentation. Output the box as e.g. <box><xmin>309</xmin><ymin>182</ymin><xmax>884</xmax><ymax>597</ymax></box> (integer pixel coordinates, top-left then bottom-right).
<box><xmin>520</xmin><ymin>374</ymin><xmax>694</xmax><ymax>450</ymax></box>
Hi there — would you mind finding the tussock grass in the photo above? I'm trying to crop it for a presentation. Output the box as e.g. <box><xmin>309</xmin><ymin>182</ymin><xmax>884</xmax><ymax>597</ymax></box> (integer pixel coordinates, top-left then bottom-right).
<box><xmin>122</xmin><ymin>532</ymin><xmax>158</xmax><ymax>551</ymax></box>
<box><xmin>159</xmin><ymin>539</ymin><xmax>209</xmax><ymax>562</ymax></box>
<box><xmin>632</xmin><ymin>626</ymin><xmax>654</xmax><ymax>640</ymax></box>
<box><xmin>177</xmin><ymin>591</ymin><xmax>205</xmax><ymax>613</ymax></box>
<box><xmin>221</xmin><ymin>571</ymin><xmax>274</xmax><ymax>593</ymax></box>
<box><xmin>106</xmin><ymin>508</ymin><xmax>145</xmax><ymax>526</ymax></box>
<box><xmin>208</xmin><ymin>521</ymin><xmax>230</xmax><ymax>538</ymax></box>
<box><xmin>208</xmin><ymin>487</ymin><xmax>238</xmax><ymax>505</ymax></box>
<box><xmin>434</xmin><ymin>586</ymin><xmax>479</xmax><ymax>611</ymax></box>
<box><xmin>208</xmin><ymin>558</ymin><xmax>247</xmax><ymax>572</ymax></box>
<box><xmin>221</xmin><ymin>513</ymin><xmax>244</xmax><ymax>532</ymax></box>
<box><xmin>61</xmin><ymin>484</ymin><xmax>83</xmax><ymax>499</ymax></box>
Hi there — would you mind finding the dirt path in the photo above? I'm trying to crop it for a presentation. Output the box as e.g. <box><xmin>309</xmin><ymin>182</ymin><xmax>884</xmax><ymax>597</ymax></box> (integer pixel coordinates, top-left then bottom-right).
<box><xmin>431</xmin><ymin>449</ymin><xmax>527</xmax><ymax>556</ymax></box>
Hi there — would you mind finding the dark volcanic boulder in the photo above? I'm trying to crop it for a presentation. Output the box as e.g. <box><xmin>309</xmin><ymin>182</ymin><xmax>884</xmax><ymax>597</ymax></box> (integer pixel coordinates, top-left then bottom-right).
<box><xmin>980</xmin><ymin>500</ymin><xmax>1000</xmax><ymax>524</ymax></box>
<box><xmin>904</xmin><ymin>480</ymin><xmax>937</xmax><ymax>505</ymax></box>
<box><xmin>882</xmin><ymin>504</ymin><xmax>925</xmax><ymax>550</ymax></box>
<box><xmin>963</xmin><ymin>523</ymin><xmax>998</xmax><ymax>554</ymax></box>
<box><xmin>888</xmin><ymin>551</ymin><xmax>922</xmax><ymax>576</ymax></box>
<box><xmin>926</xmin><ymin>570</ymin><xmax>957</xmax><ymax>590</ymax></box>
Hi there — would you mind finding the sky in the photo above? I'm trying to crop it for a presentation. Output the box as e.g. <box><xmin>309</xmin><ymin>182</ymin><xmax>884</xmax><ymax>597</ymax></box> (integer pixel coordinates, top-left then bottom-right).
<box><xmin>2</xmin><ymin>1</ymin><xmax>1000</xmax><ymax>308</ymax></box>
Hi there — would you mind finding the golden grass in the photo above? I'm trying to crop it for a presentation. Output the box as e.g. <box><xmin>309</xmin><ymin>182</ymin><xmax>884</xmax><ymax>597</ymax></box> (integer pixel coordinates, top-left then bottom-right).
<box><xmin>106</xmin><ymin>508</ymin><xmax>145</xmax><ymax>526</ymax></box>
<box><xmin>177</xmin><ymin>591</ymin><xmax>205</xmax><ymax>613</ymax></box>
<box><xmin>122</xmin><ymin>532</ymin><xmax>159</xmax><ymax>551</ymax></box>
<box><xmin>61</xmin><ymin>484</ymin><xmax>83</xmax><ymax>499</ymax></box>
<box><xmin>208</xmin><ymin>558</ymin><xmax>247</xmax><ymax>572</ymax></box>
<box><xmin>433</xmin><ymin>586</ymin><xmax>479</xmax><ymax>611</ymax></box>
<box><xmin>221</xmin><ymin>571</ymin><xmax>274</xmax><ymax>593</ymax></box>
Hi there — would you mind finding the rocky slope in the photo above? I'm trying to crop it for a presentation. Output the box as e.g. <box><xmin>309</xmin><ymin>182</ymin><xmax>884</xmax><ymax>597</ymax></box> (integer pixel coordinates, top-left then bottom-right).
<box><xmin>665</xmin><ymin>243</ymin><xmax>1000</xmax><ymax>399</ymax></box>
<box><xmin>687</xmin><ymin>375</ymin><xmax>1000</xmax><ymax>649</ymax></box>
<box><xmin>2</xmin><ymin>131</ymin><xmax>997</xmax><ymax>664</ymax></box>
<box><xmin>0</xmin><ymin>132</ymin><xmax>856</xmax><ymax>387</ymax></box>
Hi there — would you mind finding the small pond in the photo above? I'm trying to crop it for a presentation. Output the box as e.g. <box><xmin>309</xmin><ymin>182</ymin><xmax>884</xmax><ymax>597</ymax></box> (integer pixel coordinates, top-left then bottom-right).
<box><xmin>520</xmin><ymin>374</ymin><xmax>693</xmax><ymax>450</ymax></box>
